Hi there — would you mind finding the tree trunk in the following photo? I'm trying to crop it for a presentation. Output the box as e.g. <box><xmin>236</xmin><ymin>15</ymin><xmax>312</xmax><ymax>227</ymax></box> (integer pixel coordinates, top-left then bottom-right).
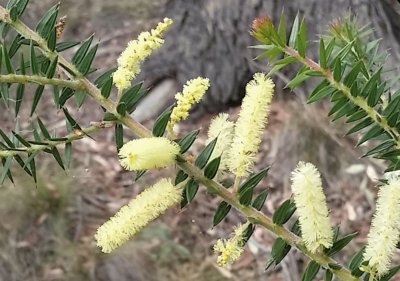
<box><xmin>139</xmin><ymin>0</ymin><xmax>400</xmax><ymax>115</ymax></box>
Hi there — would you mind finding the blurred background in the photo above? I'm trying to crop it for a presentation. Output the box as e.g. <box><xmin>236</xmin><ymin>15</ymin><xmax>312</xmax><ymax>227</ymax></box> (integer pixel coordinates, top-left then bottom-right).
<box><xmin>1</xmin><ymin>0</ymin><xmax>400</xmax><ymax>280</ymax></box>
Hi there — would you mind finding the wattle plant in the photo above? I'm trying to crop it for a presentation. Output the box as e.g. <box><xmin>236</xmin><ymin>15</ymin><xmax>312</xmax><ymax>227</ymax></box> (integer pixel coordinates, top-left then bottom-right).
<box><xmin>0</xmin><ymin>1</ymin><xmax>399</xmax><ymax>280</ymax></box>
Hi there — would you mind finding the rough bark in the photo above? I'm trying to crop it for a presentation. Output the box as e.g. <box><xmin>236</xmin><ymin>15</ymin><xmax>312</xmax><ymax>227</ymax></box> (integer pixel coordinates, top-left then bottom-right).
<box><xmin>139</xmin><ymin>0</ymin><xmax>400</xmax><ymax>114</ymax></box>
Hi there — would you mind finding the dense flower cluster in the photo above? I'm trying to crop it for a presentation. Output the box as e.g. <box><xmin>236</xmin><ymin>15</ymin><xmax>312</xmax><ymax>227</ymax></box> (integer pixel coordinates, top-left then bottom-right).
<box><xmin>113</xmin><ymin>18</ymin><xmax>173</xmax><ymax>92</ymax></box>
<box><xmin>290</xmin><ymin>162</ymin><xmax>333</xmax><ymax>253</ymax></box>
<box><xmin>363</xmin><ymin>177</ymin><xmax>400</xmax><ymax>277</ymax></box>
<box><xmin>167</xmin><ymin>77</ymin><xmax>210</xmax><ymax>135</ymax></box>
<box><xmin>95</xmin><ymin>178</ymin><xmax>182</xmax><ymax>253</ymax></box>
<box><xmin>228</xmin><ymin>73</ymin><xmax>275</xmax><ymax>177</ymax></box>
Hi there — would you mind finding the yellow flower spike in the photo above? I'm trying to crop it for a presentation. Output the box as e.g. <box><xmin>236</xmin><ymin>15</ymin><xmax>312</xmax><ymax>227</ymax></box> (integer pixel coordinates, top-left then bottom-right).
<box><xmin>113</xmin><ymin>18</ymin><xmax>173</xmax><ymax>92</ymax></box>
<box><xmin>228</xmin><ymin>73</ymin><xmax>275</xmax><ymax>177</ymax></box>
<box><xmin>206</xmin><ymin>113</ymin><xmax>234</xmax><ymax>173</ymax></box>
<box><xmin>213</xmin><ymin>223</ymin><xmax>249</xmax><ymax>267</ymax></box>
<box><xmin>363</xmin><ymin>177</ymin><xmax>400</xmax><ymax>277</ymax></box>
<box><xmin>95</xmin><ymin>178</ymin><xmax>182</xmax><ymax>253</ymax></box>
<box><xmin>167</xmin><ymin>77</ymin><xmax>210</xmax><ymax>135</ymax></box>
<box><xmin>290</xmin><ymin>162</ymin><xmax>333</xmax><ymax>253</ymax></box>
<box><xmin>118</xmin><ymin>137</ymin><xmax>179</xmax><ymax>171</ymax></box>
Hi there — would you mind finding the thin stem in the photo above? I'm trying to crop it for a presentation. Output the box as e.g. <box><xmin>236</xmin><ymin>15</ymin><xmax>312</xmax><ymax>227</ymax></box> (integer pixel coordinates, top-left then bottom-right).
<box><xmin>284</xmin><ymin>46</ymin><xmax>400</xmax><ymax>150</ymax></box>
<box><xmin>0</xmin><ymin>7</ymin><xmax>357</xmax><ymax>281</ymax></box>
<box><xmin>0</xmin><ymin>74</ymin><xmax>82</xmax><ymax>89</ymax></box>
<box><xmin>0</xmin><ymin>121</ymin><xmax>113</xmax><ymax>158</ymax></box>
<box><xmin>233</xmin><ymin>176</ymin><xmax>241</xmax><ymax>193</ymax></box>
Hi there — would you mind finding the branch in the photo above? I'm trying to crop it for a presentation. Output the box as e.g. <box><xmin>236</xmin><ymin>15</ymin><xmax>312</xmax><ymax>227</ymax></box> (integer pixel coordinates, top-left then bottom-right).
<box><xmin>0</xmin><ymin>74</ymin><xmax>82</xmax><ymax>89</ymax></box>
<box><xmin>284</xmin><ymin>46</ymin><xmax>400</xmax><ymax>149</ymax></box>
<box><xmin>0</xmin><ymin>121</ymin><xmax>114</xmax><ymax>158</ymax></box>
<box><xmin>0</xmin><ymin>6</ymin><xmax>357</xmax><ymax>281</ymax></box>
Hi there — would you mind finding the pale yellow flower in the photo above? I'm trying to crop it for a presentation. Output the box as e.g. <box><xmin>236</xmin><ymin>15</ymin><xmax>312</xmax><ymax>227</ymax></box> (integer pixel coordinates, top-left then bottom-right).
<box><xmin>290</xmin><ymin>162</ymin><xmax>333</xmax><ymax>253</ymax></box>
<box><xmin>167</xmin><ymin>77</ymin><xmax>210</xmax><ymax>135</ymax></box>
<box><xmin>113</xmin><ymin>18</ymin><xmax>173</xmax><ymax>91</ymax></box>
<box><xmin>363</xmin><ymin>177</ymin><xmax>400</xmax><ymax>277</ymax></box>
<box><xmin>214</xmin><ymin>223</ymin><xmax>249</xmax><ymax>266</ymax></box>
<box><xmin>206</xmin><ymin>113</ymin><xmax>234</xmax><ymax>173</ymax></box>
<box><xmin>119</xmin><ymin>137</ymin><xmax>179</xmax><ymax>171</ymax></box>
<box><xmin>228</xmin><ymin>73</ymin><xmax>274</xmax><ymax>177</ymax></box>
<box><xmin>95</xmin><ymin>178</ymin><xmax>182</xmax><ymax>253</ymax></box>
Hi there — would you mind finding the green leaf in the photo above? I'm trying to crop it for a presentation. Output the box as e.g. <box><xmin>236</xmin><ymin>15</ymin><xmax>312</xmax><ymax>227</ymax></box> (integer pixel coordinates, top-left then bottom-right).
<box><xmin>348</xmin><ymin>246</ymin><xmax>365</xmax><ymax>277</ymax></box>
<box><xmin>116</xmin><ymin>102</ymin><xmax>126</xmax><ymax>116</ymax></box>
<box><xmin>46</xmin><ymin>57</ymin><xmax>58</xmax><ymax>78</ymax></box>
<box><xmin>175</xmin><ymin>170</ymin><xmax>188</xmax><ymax>185</ymax></box>
<box><xmin>297</xmin><ymin>18</ymin><xmax>307</xmax><ymax>57</ymax></box>
<box><xmin>95</xmin><ymin>68</ymin><xmax>116</xmax><ymax>87</ymax></box>
<box><xmin>343</xmin><ymin>60</ymin><xmax>363</xmax><ymax>87</ymax></box>
<box><xmin>324</xmin><ymin>232</ymin><xmax>357</xmax><ymax>256</ymax></box>
<box><xmin>333</xmin><ymin>57</ymin><xmax>342</xmax><ymax>81</ymax></box>
<box><xmin>272</xmin><ymin>199</ymin><xmax>296</xmax><ymax>225</ymax></box>
<box><xmin>288</xmin><ymin>12</ymin><xmax>300</xmax><ymax>48</ymax></box>
<box><xmin>58</xmin><ymin>88</ymin><xmax>74</xmax><ymax>107</ymax></box>
<box><xmin>78</xmin><ymin>44</ymin><xmax>98</xmax><ymax>75</ymax></box>
<box><xmin>362</xmin><ymin>140</ymin><xmax>394</xmax><ymax>158</ymax></box>
<box><xmin>26</xmin><ymin>153</ymin><xmax>37</xmax><ymax>183</ymax></box>
<box><xmin>30</xmin><ymin>85</ymin><xmax>45</xmax><ymax>116</ymax></box>
<box><xmin>346</xmin><ymin>109</ymin><xmax>367</xmax><ymax>123</ymax></box>
<box><xmin>195</xmin><ymin>137</ymin><xmax>217</xmax><ymax>169</ymax></box>
<box><xmin>266</xmin><ymin>238</ymin><xmax>291</xmax><ymax>270</ymax></box>
<box><xmin>346</xmin><ymin>118</ymin><xmax>373</xmax><ymax>135</ymax></box>
<box><xmin>177</xmin><ymin>129</ymin><xmax>199</xmax><ymax>153</ymax></box>
<box><xmin>213</xmin><ymin>201</ymin><xmax>231</xmax><ymax>226</ymax></box>
<box><xmin>103</xmin><ymin>112</ymin><xmax>118</xmax><ymax>121</ymax></box>
<box><xmin>9</xmin><ymin>34</ymin><xmax>22</xmax><ymax>58</ymax></box>
<box><xmin>72</xmin><ymin>34</ymin><xmax>94</xmax><ymax>65</ymax></box>
<box><xmin>37</xmin><ymin>117</ymin><xmax>51</xmax><ymax>139</ymax></box>
<box><xmin>152</xmin><ymin>107</ymin><xmax>172</xmax><ymax>137</ymax></box>
<box><xmin>0</xmin><ymin>157</ymin><xmax>13</xmax><ymax>184</ymax></box>
<box><xmin>252</xmin><ymin>189</ymin><xmax>268</xmax><ymax>211</ymax></box>
<box><xmin>204</xmin><ymin>156</ymin><xmax>221</xmax><ymax>179</ymax></box>
<box><xmin>62</xmin><ymin>108</ymin><xmax>81</xmax><ymax>130</ymax></box>
<box><xmin>0</xmin><ymin>129</ymin><xmax>14</xmax><ymax>148</ymax></box>
<box><xmin>357</xmin><ymin>125</ymin><xmax>384</xmax><ymax>146</ymax></box>
<box><xmin>47</xmin><ymin>28</ymin><xmax>56</xmax><ymax>51</ymax></box>
<box><xmin>277</xmin><ymin>10</ymin><xmax>286</xmax><ymax>45</ymax></box>
<box><xmin>286</xmin><ymin>72</ymin><xmax>309</xmax><ymax>90</ymax></box>
<box><xmin>30</xmin><ymin>41</ymin><xmax>38</xmax><ymax>75</ymax></box>
<box><xmin>307</xmin><ymin>82</ymin><xmax>334</xmax><ymax>103</ymax></box>
<box><xmin>115</xmin><ymin>123</ymin><xmax>123</xmax><ymax>151</ymax></box>
<box><xmin>324</xmin><ymin>270</ymin><xmax>333</xmax><ymax>281</ymax></box>
<box><xmin>50</xmin><ymin>147</ymin><xmax>65</xmax><ymax>170</ymax></box>
<box><xmin>319</xmin><ymin>39</ymin><xmax>326</xmax><ymax>68</ymax></box>
<box><xmin>35</xmin><ymin>3</ymin><xmax>59</xmax><ymax>38</ymax></box>
<box><xmin>100</xmin><ymin>77</ymin><xmax>113</xmax><ymax>99</ymax></box>
<box><xmin>301</xmin><ymin>261</ymin><xmax>320</xmax><ymax>281</ymax></box>
<box><xmin>185</xmin><ymin>179</ymin><xmax>199</xmax><ymax>203</ymax></box>
<box><xmin>238</xmin><ymin>168</ymin><xmax>269</xmax><ymax>206</ymax></box>
<box><xmin>11</xmin><ymin>131</ymin><xmax>30</xmax><ymax>147</ymax></box>
<box><xmin>3</xmin><ymin>45</ymin><xmax>14</xmax><ymax>74</ymax></box>
<box><xmin>56</xmin><ymin>41</ymin><xmax>80</xmax><ymax>52</ymax></box>
<box><xmin>74</xmin><ymin>89</ymin><xmax>87</xmax><ymax>108</ymax></box>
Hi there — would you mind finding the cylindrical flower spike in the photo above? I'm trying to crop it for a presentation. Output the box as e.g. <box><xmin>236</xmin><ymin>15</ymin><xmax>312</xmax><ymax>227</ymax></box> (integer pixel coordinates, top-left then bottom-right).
<box><xmin>167</xmin><ymin>77</ymin><xmax>210</xmax><ymax>135</ymax></box>
<box><xmin>113</xmin><ymin>18</ymin><xmax>173</xmax><ymax>92</ymax></box>
<box><xmin>214</xmin><ymin>223</ymin><xmax>249</xmax><ymax>267</ymax></box>
<box><xmin>206</xmin><ymin>113</ymin><xmax>234</xmax><ymax>174</ymax></box>
<box><xmin>95</xmin><ymin>178</ymin><xmax>182</xmax><ymax>253</ymax></box>
<box><xmin>363</xmin><ymin>177</ymin><xmax>400</xmax><ymax>277</ymax></box>
<box><xmin>118</xmin><ymin>137</ymin><xmax>180</xmax><ymax>171</ymax></box>
<box><xmin>290</xmin><ymin>162</ymin><xmax>333</xmax><ymax>253</ymax></box>
<box><xmin>228</xmin><ymin>73</ymin><xmax>275</xmax><ymax>177</ymax></box>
